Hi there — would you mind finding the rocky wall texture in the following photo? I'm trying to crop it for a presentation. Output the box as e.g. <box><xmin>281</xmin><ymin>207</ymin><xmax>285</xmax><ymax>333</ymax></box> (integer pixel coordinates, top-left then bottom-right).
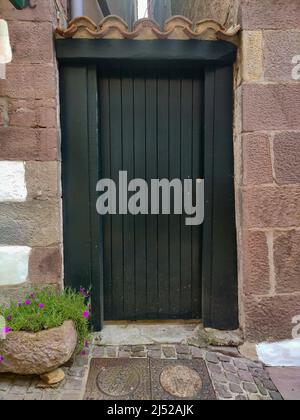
<box><xmin>0</xmin><ymin>0</ymin><xmax>67</xmax><ymax>303</ymax></box>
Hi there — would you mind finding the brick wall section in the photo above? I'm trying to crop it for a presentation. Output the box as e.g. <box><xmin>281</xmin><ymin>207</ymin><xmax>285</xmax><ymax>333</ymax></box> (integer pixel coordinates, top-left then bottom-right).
<box><xmin>0</xmin><ymin>0</ymin><xmax>67</xmax><ymax>304</ymax></box>
<box><xmin>237</xmin><ymin>0</ymin><xmax>300</xmax><ymax>341</ymax></box>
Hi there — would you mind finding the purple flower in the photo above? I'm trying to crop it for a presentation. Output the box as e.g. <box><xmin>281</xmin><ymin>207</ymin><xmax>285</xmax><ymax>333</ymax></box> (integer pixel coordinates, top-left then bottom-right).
<box><xmin>38</xmin><ymin>303</ymin><xmax>45</xmax><ymax>309</ymax></box>
<box><xmin>80</xmin><ymin>287</ymin><xmax>90</xmax><ymax>298</ymax></box>
<box><xmin>0</xmin><ymin>356</ymin><xmax>4</xmax><ymax>363</ymax></box>
<box><xmin>29</xmin><ymin>293</ymin><xmax>35</xmax><ymax>299</ymax></box>
<box><xmin>2</xmin><ymin>327</ymin><xmax>10</xmax><ymax>334</ymax></box>
<box><xmin>83</xmin><ymin>311</ymin><xmax>90</xmax><ymax>319</ymax></box>
<box><xmin>6</xmin><ymin>315</ymin><xmax>12</xmax><ymax>322</ymax></box>
<box><xmin>24</xmin><ymin>300</ymin><xmax>31</xmax><ymax>306</ymax></box>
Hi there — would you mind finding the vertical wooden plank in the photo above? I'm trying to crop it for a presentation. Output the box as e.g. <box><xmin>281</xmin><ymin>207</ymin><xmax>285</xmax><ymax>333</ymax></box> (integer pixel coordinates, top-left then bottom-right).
<box><xmin>202</xmin><ymin>66</ymin><xmax>238</xmax><ymax>330</ymax></box>
<box><xmin>202</xmin><ymin>68</ymin><xmax>215</xmax><ymax>327</ymax></box>
<box><xmin>122</xmin><ymin>76</ymin><xmax>136</xmax><ymax>320</ymax></box>
<box><xmin>169</xmin><ymin>77</ymin><xmax>182</xmax><ymax>318</ymax></box>
<box><xmin>191</xmin><ymin>77</ymin><xmax>203</xmax><ymax>319</ymax></box>
<box><xmin>99</xmin><ymin>76</ymin><xmax>113</xmax><ymax>321</ymax></box>
<box><xmin>211</xmin><ymin>65</ymin><xmax>238</xmax><ymax>329</ymax></box>
<box><xmin>60</xmin><ymin>66</ymin><xmax>92</xmax><ymax>293</ymax></box>
<box><xmin>87</xmin><ymin>65</ymin><xmax>103</xmax><ymax>331</ymax></box>
<box><xmin>133</xmin><ymin>77</ymin><xmax>147</xmax><ymax>319</ymax></box>
<box><xmin>145</xmin><ymin>76</ymin><xmax>159</xmax><ymax>318</ymax></box>
<box><xmin>109</xmin><ymin>76</ymin><xmax>124</xmax><ymax>320</ymax></box>
<box><xmin>180</xmin><ymin>78</ymin><xmax>193</xmax><ymax>317</ymax></box>
<box><xmin>157</xmin><ymin>77</ymin><xmax>170</xmax><ymax>318</ymax></box>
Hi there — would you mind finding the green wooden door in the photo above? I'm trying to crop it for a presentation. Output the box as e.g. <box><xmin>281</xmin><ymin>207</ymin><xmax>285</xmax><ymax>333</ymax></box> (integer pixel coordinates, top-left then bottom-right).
<box><xmin>99</xmin><ymin>66</ymin><xmax>203</xmax><ymax>320</ymax></box>
<box><xmin>58</xmin><ymin>39</ymin><xmax>238</xmax><ymax>331</ymax></box>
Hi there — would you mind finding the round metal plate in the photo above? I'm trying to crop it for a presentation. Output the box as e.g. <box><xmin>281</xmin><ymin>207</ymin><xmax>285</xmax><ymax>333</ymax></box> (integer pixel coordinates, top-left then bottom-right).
<box><xmin>160</xmin><ymin>365</ymin><xmax>203</xmax><ymax>398</ymax></box>
<box><xmin>97</xmin><ymin>365</ymin><xmax>140</xmax><ymax>397</ymax></box>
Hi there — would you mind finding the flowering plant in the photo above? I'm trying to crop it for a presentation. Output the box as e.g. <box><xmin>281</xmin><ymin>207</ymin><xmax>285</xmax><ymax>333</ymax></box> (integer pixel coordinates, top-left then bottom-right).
<box><xmin>0</xmin><ymin>288</ymin><xmax>91</xmax><ymax>352</ymax></box>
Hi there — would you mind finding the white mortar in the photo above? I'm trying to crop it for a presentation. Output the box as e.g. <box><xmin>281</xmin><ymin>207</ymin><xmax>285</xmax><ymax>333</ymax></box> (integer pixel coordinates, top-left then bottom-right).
<box><xmin>0</xmin><ymin>246</ymin><xmax>31</xmax><ymax>286</ymax></box>
<box><xmin>0</xmin><ymin>162</ymin><xmax>27</xmax><ymax>202</ymax></box>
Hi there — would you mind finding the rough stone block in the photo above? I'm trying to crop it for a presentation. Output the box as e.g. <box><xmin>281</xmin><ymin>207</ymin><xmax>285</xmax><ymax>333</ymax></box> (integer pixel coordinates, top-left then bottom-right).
<box><xmin>273</xmin><ymin>132</ymin><xmax>300</xmax><ymax>184</ymax></box>
<box><xmin>242</xmin><ymin>133</ymin><xmax>273</xmax><ymax>185</ymax></box>
<box><xmin>0</xmin><ymin>0</ymin><xmax>56</xmax><ymax>23</ymax></box>
<box><xmin>8</xmin><ymin>99</ymin><xmax>57</xmax><ymax>128</ymax></box>
<box><xmin>243</xmin><ymin>186</ymin><xmax>300</xmax><ymax>228</ymax></box>
<box><xmin>242</xmin><ymin>31</ymin><xmax>263</xmax><ymax>82</ymax></box>
<box><xmin>1</xmin><ymin>64</ymin><xmax>56</xmax><ymax>100</ymax></box>
<box><xmin>244</xmin><ymin>294</ymin><xmax>300</xmax><ymax>341</ymax></box>
<box><xmin>242</xmin><ymin>230</ymin><xmax>270</xmax><ymax>295</ymax></box>
<box><xmin>239</xmin><ymin>0</ymin><xmax>300</xmax><ymax>30</ymax></box>
<box><xmin>0</xmin><ymin>128</ymin><xmax>59</xmax><ymax>161</ymax></box>
<box><xmin>0</xmin><ymin>201</ymin><xmax>61</xmax><ymax>246</ymax></box>
<box><xmin>25</xmin><ymin>162</ymin><xmax>60</xmax><ymax>200</ymax></box>
<box><xmin>274</xmin><ymin>230</ymin><xmax>300</xmax><ymax>294</ymax></box>
<box><xmin>9</xmin><ymin>21</ymin><xmax>54</xmax><ymax>64</ymax></box>
<box><xmin>28</xmin><ymin>247</ymin><xmax>62</xmax><ymax>285</ymax></box>
<box><xmin>264</xmin><ymin>31</ymin><xmax>300</xmax><ymax>81</ymax></box>
<box><xmin>243</xmin><ymin>84</ymin><xmax>300</xmax><ymax>131</ymax></box>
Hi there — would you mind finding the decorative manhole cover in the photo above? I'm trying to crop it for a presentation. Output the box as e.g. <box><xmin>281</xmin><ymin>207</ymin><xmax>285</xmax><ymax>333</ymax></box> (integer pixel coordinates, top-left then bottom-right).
<box><xmin>97</xmin><ymin>365</ymin><xmax>140</xmax><ymax>397</ymax></box>
<box><xmin>160</xmin><ymin>365</ymin><xmax>203</xmax><ymax>398</ymax></box>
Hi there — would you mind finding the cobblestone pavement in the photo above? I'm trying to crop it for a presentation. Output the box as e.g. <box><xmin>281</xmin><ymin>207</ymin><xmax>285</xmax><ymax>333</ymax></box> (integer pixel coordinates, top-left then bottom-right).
<box><xmin>0</xmin><ymin>341</ymin><xmax>283</xmax><ymax>400</ymax></box>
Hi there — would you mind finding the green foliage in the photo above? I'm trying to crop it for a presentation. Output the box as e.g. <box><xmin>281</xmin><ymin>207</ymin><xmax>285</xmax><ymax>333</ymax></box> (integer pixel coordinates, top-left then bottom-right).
<box><xmin>0</xmin><ymin>289</ymin><xmax>90</xmax><ymax>351</ymax></box>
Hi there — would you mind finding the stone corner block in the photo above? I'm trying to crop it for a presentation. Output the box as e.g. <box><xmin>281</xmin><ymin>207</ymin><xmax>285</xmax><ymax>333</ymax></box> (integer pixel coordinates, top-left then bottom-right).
<box><xmin>0</xmin><ymin>246</ymin><xmax>31</xmax><ymax>286</ymax></box>
<box><xmin>242</xmin><ymin>31</ymin><xmax>263</xmax><ymax>82</ymax></box>
<box><xmin>0</xmin><ymin>161</ymin><xmax>27</xmax><ymax>202</ymax></box>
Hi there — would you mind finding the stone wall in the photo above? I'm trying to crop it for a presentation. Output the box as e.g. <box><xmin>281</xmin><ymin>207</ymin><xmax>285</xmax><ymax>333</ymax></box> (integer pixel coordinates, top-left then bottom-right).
<box><xmin>0</xmin><ymin>0</ymin><xmax>67</xmax><ymax>304</ymax></box>
<box><xmin>236</xmin><ymin>0</ymin><xmax>300</xmax><ymax>342</ymax></box>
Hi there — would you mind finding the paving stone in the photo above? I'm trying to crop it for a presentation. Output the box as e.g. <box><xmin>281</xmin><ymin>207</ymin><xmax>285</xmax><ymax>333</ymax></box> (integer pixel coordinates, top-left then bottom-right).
<box><xmin>223</xmin><ymin>362</ymin><xmax>237</xmax><ymax>374</ymax></box>
<box><xmin>5</xmin><ymin>394</ymin><xmax>24</xmax><ymax>400</ymax></box>
<box><xmin>208</xmin><ymin>347</ymin><xmax>240</xmax><ymax>358</ymax></box>
<box><xmin>226</xmin><ymin>372</ymin><xmax>241</xmax><ymax>385</ymax></box>
<box><xmin>118</xmin><ymin>351</ymin><xmax>131</xmax><ymax>358</ymax></box>
<box><xmin>0</xmin><ymin>379</ymin><xmax>13</xmax><ymax>392</ymax></box>
<box><xmin>60</xmin><ymin>391</ymin><xmax>82</xmax><ymax>400</ymax></box>
<box><xmin>243</xmin><ymin>382</ymin><xmax>258</xmax><ymax>394</ymax></box>
<box><xmin>177</xmin><ymin>354</ymin><xmax>192</xmax><ymax>360</ymax></box>
<box><xmin>235</xmin><ymin>395</ymin><xmax>247</xmax><ymax>400</ymax></box>
<box><xmin>148</xmin><ymin>350</ymin><xmax>162</xmax><ymax>359</ymax></box>
<box><xmin>255</xmin><ymin>380</ymin><xmax>269</xmax><ymax>396</ymax></box>
<box><xmin>92</xmin><ymin>347</ymin><xmax>105</xmax><ymax>358</ymax></box>
<box><xmin>106</xmin><ymin>347</ymin><xmax>118</xmax><ymax>358</ymax></box>
<box><xmin>206</xmin><ymin>352</ymin><xmax>220</xmax><ymax>364</ymax></box>
<box><xmin>229</xmin><ymin>383</ymin><xmax>244</xmax><ymax>394</ymax></box>
<box><xmin>262</xmin><ymin>379</ymin><xmax>278</xmax><ymax>392</ymax></box>
<box><xmin>207</xmin><ymin>362</ymin><xmax>223</xmax><ymax>375</ymax></box>
<box><xmin>24</xmin><ymin>393</ymin><xmax>43</xmax><ymax>400</ymax></box>
<box><xmin>270</xmin><ymin>391</ymin><xmax>283</xmax><ymax>401</ymax></box>
<box><xmin>215</xmin><ymin>384</ymin><xmax>232</xmax><ymax>399</ymax></box>
<box><xmin>191</xmin><ymin>347</ymin><xmax>205</xmax><ymax>359</ymax></box>
<box><xmin>238</xmin><ymin>370</ymin><xmax>253</xmax><ymax>382</ymax></box>
<box><xmin>68</xmin><ymin>367</ymin><xmax>86</xmax><ymax>378</ymax></box>
<box><xmin>175</xmin><ymin>345</ymin><xmax>190</xmax><ymax>355</ymax></box>
<box><xmin>162</xmin><ymin>346</ymin><xmax>176</xmax><ymax>359</ymax></box>
<box><xmin>234</xmin><ymin>359</ymin><xmax>249</xmax><ymax>371</ymax></box>
<box><xmin>64</xmin><ymin>378</ymin><xmax>84</xmax><ymax>391</ymax></box>
<box><xmin>131</xmin><ymin>351</ymin><xmax>147</xmax><ymax>358</ymax></box>
<box><xmin>131</xmin><ymin>346</ymin><xmax>145</xmax><ymax>353</ymax></box>
<box><xmin>119</xmin><ymin>345</ymin><xmax>132</xmax><ymax>352</ymax></box>
<box><xmin>211</xmin><ymin>373</ymin><xmax>228</xmax><ymax>384</ymax></box>
<box><xmin>218</xmin><ymin>354</ymin><xmax>232</xmax><ymax>363</ymax></box>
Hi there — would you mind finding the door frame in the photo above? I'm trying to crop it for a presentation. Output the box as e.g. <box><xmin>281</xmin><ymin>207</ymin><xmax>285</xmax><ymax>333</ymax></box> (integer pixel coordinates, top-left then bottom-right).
<box><xmin>57</xmin><ymin>39</ymin><xmax>238</xmax><ymax>331</ymax></box>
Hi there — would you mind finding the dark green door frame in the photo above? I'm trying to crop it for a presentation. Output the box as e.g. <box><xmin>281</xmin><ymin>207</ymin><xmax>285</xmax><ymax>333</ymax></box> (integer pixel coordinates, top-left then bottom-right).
<box><xmin>57</xmin><ymin>39</ymin><xmax>238</xmax><ymax>331</ymax></box>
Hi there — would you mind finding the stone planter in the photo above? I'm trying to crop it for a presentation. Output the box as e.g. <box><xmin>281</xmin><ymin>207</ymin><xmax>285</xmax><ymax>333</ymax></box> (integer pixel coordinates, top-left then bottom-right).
<box><xmin>0</xmin><ymin>321</ymin><xmax>77</xmax><ymax>375</ymax></box>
